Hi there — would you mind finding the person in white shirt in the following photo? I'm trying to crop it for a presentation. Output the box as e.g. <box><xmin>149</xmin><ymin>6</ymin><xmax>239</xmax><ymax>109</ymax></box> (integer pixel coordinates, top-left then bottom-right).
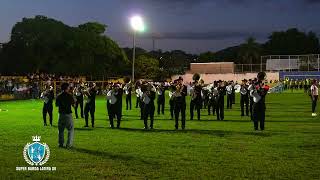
<box><xmin>250</xmin><ymin>72</ymin><xmax>269</xmax><ymax>131</ymax></box>
<box><xmin>168</xmin><ymin>83</ymin><xmax>175</xmax><ymax>120</ymax></box>
<box><xmin>310</xmin><ymin>79</ymin><xmax>319</xmax><ymax>117</ymax></box>
<box><xmin>141</xmin><ymin>83</ymin><xmax>156</xmax><ymax>129</ymax></box>
<box><xmin>248</xmin><ymin>79</ymin><xmax>255</xmax><ymax>120</ymax></box>
<box><xmin>106</xmin><ymin>84</ymin><xmax>123</xmax><ymax>128</ymax></box>
<box><xmin>240</xmin><ymin>79</ymin><xmax>249</xmax><ymax>117</ymax></box>
<box><xmin>123</xmin><ymin>81</ymin><xmax>132</xmax><ymax>110</ymax></box>
<box><xmin>226</xmin><ymin>82</ymin><xmax>233</xmax><ymax>109</ymax></box>
<box><xmin>135</xmin><ymin>82</ymin><xmax>141</xmax><ymax>108</ymax></box>
<box><xmin>156</xmin><ymin>83</ymin><xmax>166</xmax><ymax>115</ymax></box>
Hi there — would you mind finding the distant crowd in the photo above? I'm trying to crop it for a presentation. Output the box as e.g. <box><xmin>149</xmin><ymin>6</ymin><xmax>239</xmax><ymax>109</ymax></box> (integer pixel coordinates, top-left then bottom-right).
<box><xmin>0</xmin><ymin>73</ymin><xmax>84</xmax><ymax>99</ymax></box>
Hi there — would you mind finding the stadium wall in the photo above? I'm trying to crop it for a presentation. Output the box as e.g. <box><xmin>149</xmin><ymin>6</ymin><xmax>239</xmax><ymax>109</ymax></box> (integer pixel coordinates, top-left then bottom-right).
<box><xmin>172</xmin><ymin>72</ymin><xmax>279</xmax><ymax>83</ymax></box>
<box><xmin>189</xmin><ymin>62</ymin><xmax>234</xmax><ymax>74</ymax></box>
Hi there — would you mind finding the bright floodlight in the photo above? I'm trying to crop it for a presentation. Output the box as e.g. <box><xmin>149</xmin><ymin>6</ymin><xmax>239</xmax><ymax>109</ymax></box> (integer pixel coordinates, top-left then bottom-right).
<box><xmin>130</xmin><ymin>16</ymin><xmax>145</xmax><ymax>32</ymax></box>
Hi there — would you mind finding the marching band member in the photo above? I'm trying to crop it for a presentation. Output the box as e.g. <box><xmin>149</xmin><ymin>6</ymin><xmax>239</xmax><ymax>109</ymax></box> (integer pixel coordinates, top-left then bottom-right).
<box><xmin>141</xmin><ymin>83</ymin><xmax>156</xmax><ymax>129</ymax></box>
<box><xmin>248</xmin><ymin>79</ymin><xmax>256</xmax><ymax>120</ymax></box>
<box><xmin>168</xmin><ymin>83</ymin><xmax>175</xmax><ymax>120</ymax></box>
<box><xmin>250</xmin><ymin>72</ymin><xmax>269</xmax><ymax>131</ymax></box>
<box><xmin>240</xmin><ymin>79</ymin><xmax>249</xmax><ymax>117</ymax></box>
<box><xmin>84</xmin><ymin>82</ymin><xmax>97</xmax><ymax>128</ymax></box>
<box><xmin>216</xmin><ymin>81</ymin><xmax>226</xmax><ymax>121</ymax></box>
<box><xmin>157</xmin><ymin>82</ymin><xmax>166</xmax><ymax>115</ymax></box>
<box><xmin>226</xmin><ymin>81</ymin><xmax>233</xmax><ymax>109</ymax></box>
<box><xmin>310</xmin><ymin>79</ymin><xmax>318</xmax><ymax>117</ymax></box>
<box><xmin>124</xmin><ymin>78</ymin><xmax>132</xmax><ymax>110</ymax></box>
<box><xmin>41</xmin><ymin>85</ymin><xmax>54</xmax><ymax>126</ymax></box>
<box><xmin>73</xmin><ymin>83</ymin><xmax>84</xmax><ymax>119</ymax></box>
<box><xmin>190</xmin><ymin>74</ymin><xmax>202</xmax><ymax>121</ymax></box>
<box><xmin>135</xmin><ymin>81</ymin><xmax>142</xmax><ymax>108</ymax></box>
<box><xmin>173</xmin><ymin>77</ymin><xmax>187</xmax><ymax>130</ymax></box>
<box><xmin>135</xmin><ymin>84</ymin><xmax>144</xmax><ymax>120</ymax></box>
<box><xmin>207</xmin><ymin>82</ymin><xmax>218</xmax><ymax>116</ymax></box>
<box><xmin>107</xmin><ymin>84</ymin><xmax>123</xmax><ymax>128</ymax></box>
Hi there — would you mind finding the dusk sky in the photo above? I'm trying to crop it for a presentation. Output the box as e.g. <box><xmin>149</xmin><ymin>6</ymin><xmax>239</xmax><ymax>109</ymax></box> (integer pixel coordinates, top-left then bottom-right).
<box><xmin>0</xmin><ymin>0</ymin><xmax>319</xmax><ymax>54</ymax></box>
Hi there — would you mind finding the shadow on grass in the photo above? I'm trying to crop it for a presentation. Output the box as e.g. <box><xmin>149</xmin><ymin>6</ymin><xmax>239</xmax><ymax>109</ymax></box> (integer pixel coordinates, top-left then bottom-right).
<box><xmin>53</xmin><ymin>124</ymin><xmax>276</xmax><ymax>137</ymax></box>
<box><xmin>71</xmin><ymin>147</ymin><xmax>158</xmax><ymax>166</ymax></box>
<box><xmin>118</xmin><ymin>127</ymin><xmax>231</xmax><ymax>136</ymax></box>
<box><xmin>117</xmin><ymin>127</ymin><xmax>274</xmax><ymax>138</ymax></box>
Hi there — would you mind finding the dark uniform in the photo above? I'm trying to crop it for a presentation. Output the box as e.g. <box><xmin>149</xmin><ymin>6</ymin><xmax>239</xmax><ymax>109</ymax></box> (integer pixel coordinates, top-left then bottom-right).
<box><xmin>55</xmin><ymin>84</ymin><xmax>75</xmax><ymax>148</ymax></box>
<box><xmin>84</xmin><ymin>86</ymin><xmax>97</xmax><ymax>127</ymax></box>
<box><xmin>107</xmin><ymin>85</ymin><xmax>123</xmax><ymax>128</ymax></box>
<box><xmin>190</xmin><ymin>83</ymin><xmax>202</xmax><ymax>120</ymax></box>
<box><xmin>216</xmin><ymin>83</ymin><xmax>226</xmax><ymax>121</ymax></box>
<box><xmin>157</xmin><ymin>85</ymin><xmax>166</xmax><ymax>115</ymax></box>
<box><xmin>208</xmin><ymin>86</ymin><xmax>218</xmax><ymax>116</ymax></box>
<box><xmin>124</xmin><ymin>83</ymin><xmax>132</xmax><ymax>110</ymax></box>
<box><xmin>169</xmin><ymin>86</ymin><xmax>175</xmax><ymax>120</ymax></box>
<box><xmin>135</xmin><ymin>84</ymin><xmax>141</xmax><ymax>108</ymax></box>
<box><xmin>232</xmin><ymin>82</ymin><xmax>236</xmax><ymax>104</ymax></box>
<box><xmin>250</xmin><ymin>82</ymin><xmax>269</xmax><ymax>130</ymax></box>
<box><xmin>136</xmin><ymin>87</ymin><xmax>144</xmax><ymax>120</ymax></box>
<box><xmin>248</xmin><ymin>80</ymin><xmax>255</xmax><ymax>120</ymax></box>
<box><xmin>41</xmin><ymin>88</ymin><xmax>54</xmax><ymax>126</ymax></box>
<box><xmin>226</xmin><ymin>83</ymin><xmax>233</xmax><ymax>109</ymax></box>
<box><xmin>142</xmin><ymin>86</ymin><xmax>156</xmax><ymax>129</ymax></box>
<box><xmin>74</xmin><ymin>86</ymin><xmax>84</xmax><ymax>119</ymax></box>
<box><xmin>202</xmin><ymin>88</ymin><xmax>209</xmax><ymax>109</ymax></box>
<box><xmin>240</xmin><ymin>83</ymin><xmax>249</xmax><ymax>117</ymax></box>
<box><xmin>173</xmin><ymin>82</ymin><xmax>187</xmax><ymax>129</ymax></box>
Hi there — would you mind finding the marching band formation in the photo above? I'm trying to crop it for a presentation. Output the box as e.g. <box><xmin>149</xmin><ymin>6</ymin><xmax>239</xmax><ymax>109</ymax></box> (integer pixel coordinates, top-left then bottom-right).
<box><xmin>41</xmin><ymin>72</ymin><xmax>269</xmax><ymax>132</ymax></box>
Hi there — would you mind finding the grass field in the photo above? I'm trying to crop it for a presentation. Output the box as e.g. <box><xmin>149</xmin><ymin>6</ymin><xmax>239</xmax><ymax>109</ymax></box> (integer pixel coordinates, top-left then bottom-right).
<box><xmin>0</xmin><ymin>91</ymin><xmax>319</xmax><ymax>179</ymax></box>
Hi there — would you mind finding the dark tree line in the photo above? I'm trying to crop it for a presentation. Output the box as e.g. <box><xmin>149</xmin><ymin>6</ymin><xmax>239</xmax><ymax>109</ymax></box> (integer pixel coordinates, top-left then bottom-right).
<box><xmin>0</xmin><ymin>15</ymin><xmax>129</xmax><ymax>79</ymax></box>
<box><xmin>198</xmin><ymin>28</ymin><xmax>320</xmax><ymax>64</ymax></box>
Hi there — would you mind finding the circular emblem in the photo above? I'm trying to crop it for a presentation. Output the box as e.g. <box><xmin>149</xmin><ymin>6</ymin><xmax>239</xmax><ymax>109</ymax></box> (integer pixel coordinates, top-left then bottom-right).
<box><xmin>23</xmin><ymin>136</ymin><xmax>50</xmax><ymax>166</ymax></box>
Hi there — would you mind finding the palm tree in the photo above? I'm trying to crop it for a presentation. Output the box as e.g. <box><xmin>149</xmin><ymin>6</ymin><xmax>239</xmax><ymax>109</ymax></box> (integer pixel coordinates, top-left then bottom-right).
<box><xmin>238</xmin><ymin>37</ymin><xmax>261</xmax><ymax>72</ymax></box>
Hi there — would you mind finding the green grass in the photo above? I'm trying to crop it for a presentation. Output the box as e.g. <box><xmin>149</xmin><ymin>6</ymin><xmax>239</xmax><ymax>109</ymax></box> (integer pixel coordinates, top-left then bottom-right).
<box><xmin>0</xmin><ymin>91</ymin><xmax>319</xmax><ymax>179</ymax></box>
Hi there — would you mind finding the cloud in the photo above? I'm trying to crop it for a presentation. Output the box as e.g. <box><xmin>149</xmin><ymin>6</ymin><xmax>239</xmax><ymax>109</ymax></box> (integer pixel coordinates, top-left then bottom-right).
<box><xmin>139</xmin><ymin>30</ymin><xmax>267</xmax><ymax>40</ymax></box>
<box><xmin>304</xmin><ymin>0</ymin><xmax>320</xmax><ymax>4</ymax></box>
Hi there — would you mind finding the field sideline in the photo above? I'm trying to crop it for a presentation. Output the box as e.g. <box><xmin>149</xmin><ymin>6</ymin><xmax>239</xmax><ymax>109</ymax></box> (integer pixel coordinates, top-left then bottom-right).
<box><xmin>0</xmin><ymin>91</ymin><xmax>319</xmax><ymax>179</ymax></box>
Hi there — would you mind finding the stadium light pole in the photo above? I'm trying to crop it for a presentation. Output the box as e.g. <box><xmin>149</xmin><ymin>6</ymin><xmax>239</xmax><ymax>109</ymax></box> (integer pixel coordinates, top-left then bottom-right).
<box><xmin>130</xmin><ymin>15</ymin><xmax>145</xmax><ymax>83</ymax></box>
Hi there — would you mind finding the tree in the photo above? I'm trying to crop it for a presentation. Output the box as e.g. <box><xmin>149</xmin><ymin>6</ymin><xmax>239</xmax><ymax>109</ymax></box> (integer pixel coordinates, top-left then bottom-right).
<box><xmin>264</xmin><ymin>28</ymin><xmax>320</xmax><ymax>55</ymax></box>
<box><xmin>78</xmin><ymin>22</ymin><xmax>107</xmax><ymax>35</ymax></box>
<box><xmin>198</xmin><ymin>51</ymin><xmax>215</xmax><ymax>62</ymax></box>
<box><xmin>238</xmin><ymin>37</ymin><xmax>261</xmax><ymax>65</ymax></box>
<box><xmin>0</xmin><ymin>15</ymin><xmax>128</xmax><ymax>78</ymax></box>
<box><xmin>135</xmin><ymin>55</ymin><xmax>159</xmax><ymax>80</ymax></box>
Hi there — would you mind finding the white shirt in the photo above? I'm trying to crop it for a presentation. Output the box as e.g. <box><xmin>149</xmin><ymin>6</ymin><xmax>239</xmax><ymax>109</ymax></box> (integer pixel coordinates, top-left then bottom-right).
<box><xmin>248</xmin><ymin>84</ymin><xmax>254</xmax><ymax>91</ymax></box>
<box><xmin>106</xmin><ymin>90</ymin><xmax>117</xmax><ymax>104</ymax></box>
<box><xmin>142</xmin><ymin>93</ymin><xmax>150</xmax><ymax>104</ymax></box>
<box><xmin>250</xmin><ymin>90</ymin><xmax>261</xmax><ymax>103</ymax></box>
<box><xmin>169</xmin><ymin>91</ymin><xmax>174</xmax><ymax>99</ymax></box>
<box><xmin>311</xmin><ymin>85</ymin><xmax>319</xmax><ymax>96</ymax></box>
<box><xmin>157</xmin><ymin>89</ymin><xmax>163</xmax><ymax>95</ymax></box>
<box><xmin>226</xmin><ymin>85</ymin><xmax>233</xmax><ymax>95</ymax></box>
<box><xmin>240</xmin><ymin>86</ymin><xmax>248</xmax><ymax>95</ymax></box>
<box><xmin>136</xmin><ymin>88</ymin><xmax>142</xmax><ymax>97</ymax></box>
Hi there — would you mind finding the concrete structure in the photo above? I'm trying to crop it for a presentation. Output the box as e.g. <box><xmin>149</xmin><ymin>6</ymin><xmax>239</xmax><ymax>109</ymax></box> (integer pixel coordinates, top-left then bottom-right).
<box><xmin>189</xmin><ymin>62</ymin><xmax>234</xmax><ymax>74</ymax></box>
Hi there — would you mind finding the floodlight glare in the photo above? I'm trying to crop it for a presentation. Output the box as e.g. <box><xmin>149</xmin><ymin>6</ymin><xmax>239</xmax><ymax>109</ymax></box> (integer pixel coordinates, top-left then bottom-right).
<box><xmin>130</xmin><ymin>16</ymin><xmax>145</xmax><ymax>32</ymax></box>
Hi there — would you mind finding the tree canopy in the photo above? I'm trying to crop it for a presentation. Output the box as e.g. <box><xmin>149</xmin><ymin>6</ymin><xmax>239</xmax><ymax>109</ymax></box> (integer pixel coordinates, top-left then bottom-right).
<box><xmin>0</xmin><ymin>15</ymin><xmax>128</xmax><ymax>78</ymax></box>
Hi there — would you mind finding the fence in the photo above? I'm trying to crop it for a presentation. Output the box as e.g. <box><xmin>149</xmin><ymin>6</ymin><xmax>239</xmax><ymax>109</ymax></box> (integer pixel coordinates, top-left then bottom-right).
<box><xmin>262</xmin><ymin>54</ymin><xmax>320</xmax><ymax>72</ymax></box>
<box><xmin>234</xmin><ymin>64</ymin><xmax>266</xmax><ymax>73</ymax></box>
